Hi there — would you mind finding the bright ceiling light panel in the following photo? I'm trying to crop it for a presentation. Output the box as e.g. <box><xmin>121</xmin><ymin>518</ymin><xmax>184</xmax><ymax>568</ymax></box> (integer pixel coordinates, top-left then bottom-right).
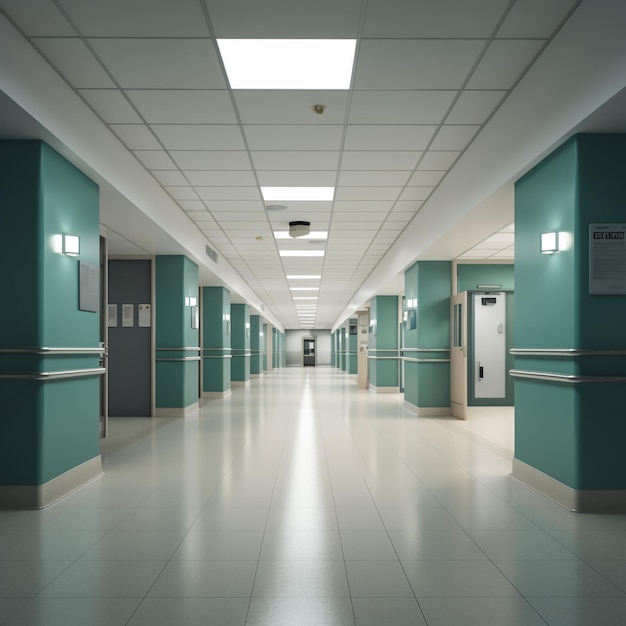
<box><xmin>293</xmin><ymin>297</ymin><xmax>318</xmax><ymax>300</ymax></box>
<box><xmin>290</xmin><ymin>287</ymin><xmax>320</xmax><ymax>291</ymax></box>
<box><xmin>217</xmin><ymin>39</ymin><xmax>356</xmax><ymax>89</ymax></box>
<box><xmin>279</xmin><ymin>250</ymin><xmax>325</xmax><ymax>257</ymax></box>
<box><xmin>274</xmin><ymin>231</ymin><xmax>328</xmax><ymax>240</ymax></box>
<box><xmin>262</xmin><ymin>187</ymin><xmax>334</xmax><ymax>202</ymax></box>
<box><xmin>287</xmin><ymin>275</ymin><xmax>321</xmax><ymax>279</ymax></box>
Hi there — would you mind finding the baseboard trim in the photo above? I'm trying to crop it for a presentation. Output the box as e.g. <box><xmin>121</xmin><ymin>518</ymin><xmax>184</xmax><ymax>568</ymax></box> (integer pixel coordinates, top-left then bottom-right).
<box><xmin>368</xmin><ymin>385</ymin><xmax>400</xmax><ymax>393</ymax></box>
<box><xmin>202</xmin><ymin>389</ymin><xmax>231</xmax><ymax>398</ymax></box>
<box><xmin>231</xmin><ymin>379</ymin><xmax>251</xmax><ymax>387</ymax></box>
<box><xmin>0</xmin><ymin>455</ymin><xmax>102</xmax><ymax>510</ymax></box>
<box><xmin>154</xmin><ymin>401</ymin><xmax>199</xmax><ymax>417</ymax></box>
<box><xmin>450</xmin><ymin>401</ymin><xmax>467</xmax><ymax>420</ymax></box>
<box><xmin>403</xmin><ymin>402</ymin><xmax>451</xmax><ymax>417</ymax></box>
<box><xmin>512</xmin><ymin>458</ymin><xmax>626</xmax><ymax>513</ymax></box>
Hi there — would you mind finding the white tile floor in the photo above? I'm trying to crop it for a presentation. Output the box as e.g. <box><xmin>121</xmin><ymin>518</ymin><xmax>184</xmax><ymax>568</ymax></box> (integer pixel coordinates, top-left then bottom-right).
<box><xmin>2</xmin><ymin>366</ymin><xmax>626</xmax><ymax>625</ymax></box>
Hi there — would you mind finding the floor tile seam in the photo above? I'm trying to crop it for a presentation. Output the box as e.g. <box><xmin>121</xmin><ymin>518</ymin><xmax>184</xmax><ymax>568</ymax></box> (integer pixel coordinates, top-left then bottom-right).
<box><xmin>578</xmin><ymin>560</ymin><xmax>626</xmax><ymax>595</ymax></box>
<box><xmin>369</xmin><ymin>418</ymin><xmax>550</xmax><ymax>537</ymax></box>
<box><xmin>311</xmin><ymin>382</ymin><xmax>371</xmax><ymax>626</ymax></box>
<box><xmin>119</xmin><ymin>495</ymin><xmax>234</xmax><ymax>625</ymax></box>
<box><xmin>0</xmin><ymin>598</ymin><xmax>30</xmax><ymax>626</ymax></box>
<box><xmin>485</xmin><ymin>557</ymin><xmax>586</xmax><ymax>623</ymax></box>
<box><xmin>244</xmin><ymin>394</ymin><xmax>310</xmax><ymax>626</ymax></box>
<box><xmin>436</xmin><ymin>419</ymin><xmax>514</xmax><ymax>460</ymax></box>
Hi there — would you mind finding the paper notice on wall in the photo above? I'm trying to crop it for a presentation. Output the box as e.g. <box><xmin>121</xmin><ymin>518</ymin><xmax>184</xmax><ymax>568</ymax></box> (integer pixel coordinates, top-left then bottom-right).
<box><xmin>122</xmin><ymin>304</ymin><xmax>134</xmax><ymax>327</ymax></box>
<box><xmin>138</xmin><ymin>304</ymin><xmax>151</xmax><ymax>327</ymax></box>
<box><xmin>589</xmin><ymin>224</ymin><xmax>626</xmax><ymax>294</ymax></box>
<box><xmin>107</xmin><ymin>304</ymin><xmax>118</xmax><ymax>328</ymax></box>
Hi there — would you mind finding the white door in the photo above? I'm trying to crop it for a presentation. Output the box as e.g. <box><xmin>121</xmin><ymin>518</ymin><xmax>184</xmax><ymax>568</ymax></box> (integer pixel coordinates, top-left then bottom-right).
<box><xmin>473</xmin><ymin>293</ymin><xmax>506</xmax><ymax>399</ymax></box>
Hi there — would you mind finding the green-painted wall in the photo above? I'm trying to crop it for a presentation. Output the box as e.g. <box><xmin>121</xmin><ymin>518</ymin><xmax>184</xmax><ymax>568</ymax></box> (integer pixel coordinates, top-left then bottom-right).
<box><xmin>457</xmin><ymin>264</ymin><xmax>514</xmax><ymax>293</ymax></box>
<box><xmin>272</xmin><ymin>328</ymin><xmax>278</xmax><ymax>368</ymax></box>
<box><xmin>403</xmin><ymin>261</ymin><xmax>451</xmax><ymax>408</ymax></box>
<box><xmin>369</xmin><ymin>296</ymin><xmax>399</xmax><ymax>389</ymax></box>
<box><xmin>231</xmin><ymin>303</ymin><xmax>250</xmax><ymax>381</ymax></box>
<box><xmin>515</xmin><ymin>134</ymin><xmax>626</xmax><ymax>490</ymax></box>
<box><xmin>250</xmin><ymin>315</ymin><xmax>263</xmax><ymax>375</ymax></box>
<box><xmin>0</xmin><ymin>141</ymin><xmax>100</xmax><ymax>485</ymax></box>
<box><xmin>155</xmin><ymin>255</ymin><xmax>199</xmax><ymax>409</ymax></box>
<box><xmin>201</xmin><ymin>286</ymin><xmax>231</xmax><ymax>393</ymax></box>
<box><xmin>262</xmin><ymin>323</ymin><xmax>268</xmax><ymax>371</ymax></box>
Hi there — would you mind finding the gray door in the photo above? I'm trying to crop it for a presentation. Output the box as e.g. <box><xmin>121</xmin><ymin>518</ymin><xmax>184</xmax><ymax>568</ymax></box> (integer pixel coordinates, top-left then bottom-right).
<box><xmin>303</xmin><ymin>337</ymin><xmax>316</xmax><ymax>366</ymax></box>
<box><xmin>108</xmin><ymin>260</ymin><xmax>152</xmax><ymax>416</ymax></box>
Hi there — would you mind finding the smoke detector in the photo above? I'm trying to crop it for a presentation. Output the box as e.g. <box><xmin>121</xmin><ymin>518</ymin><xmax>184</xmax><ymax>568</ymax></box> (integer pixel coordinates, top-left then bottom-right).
<box><xmin>289</xmin><ymin>221</ymin><xmax>311</xmax><ymax>238</ymax></box>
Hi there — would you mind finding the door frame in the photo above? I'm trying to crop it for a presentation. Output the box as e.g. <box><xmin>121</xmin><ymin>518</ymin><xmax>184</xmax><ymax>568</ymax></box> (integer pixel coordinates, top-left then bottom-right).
<box><xmin>302</xmin><ymin>335</ymin><xmax>316</xmax><ymax>366</ymax></box>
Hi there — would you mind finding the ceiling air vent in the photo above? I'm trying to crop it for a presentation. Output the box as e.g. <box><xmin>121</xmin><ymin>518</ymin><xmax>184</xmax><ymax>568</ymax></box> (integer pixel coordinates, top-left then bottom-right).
<box><xmin>205</xmin><ymin>244</ymin><xmax>219</xmax><ymax>263</ymax></box>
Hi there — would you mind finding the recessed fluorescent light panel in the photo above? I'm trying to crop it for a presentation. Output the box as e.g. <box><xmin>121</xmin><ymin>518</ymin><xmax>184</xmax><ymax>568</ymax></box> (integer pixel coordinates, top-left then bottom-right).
<box><xmin>291</xmin><ymin>287</ymin><xmax>320</xmax><ymax>291</ymax></box>
<box><xmin>217</xmin><ymin>39</ymin><xmax>356</xmax><ymax>89</ymax></box>
<box><xmin>262</xmin><ymin>187</ymin><xmax>334</xmax><ymax>202</ymax></box>
<box><xmin>287</xmin><ymin>275</ymin><xmax>321</xmax><ymax>279</ymax></box>
<box><xmin>279</xmin><ymin>250</ymin><xmax>325</xmax><ymax>257</ymax></box>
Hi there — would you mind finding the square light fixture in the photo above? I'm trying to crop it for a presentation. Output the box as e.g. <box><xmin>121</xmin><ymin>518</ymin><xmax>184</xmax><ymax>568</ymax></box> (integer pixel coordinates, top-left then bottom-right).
<box><xmin>541</xmin><ymin>232</ymin><xmax>558</xmax><ymax>254</ymax></box>
<box><xmin>279</xmin><ymin>250</ymin><xmax>325</xmax><ymax>257</ymax></box>
<box><xmin>217</xmin><ymin>39</ymin><xmax>356</xmax><ymax>89</ymax></box>
<box><xmin>52</xmin><ymin>234</ymin><xmax>80</xmax><ymax>255</ymax></box>
<box><xmin>262</xmin><ymin>187</ymin><xmax>334</xmax><ymax>202</ymax></box>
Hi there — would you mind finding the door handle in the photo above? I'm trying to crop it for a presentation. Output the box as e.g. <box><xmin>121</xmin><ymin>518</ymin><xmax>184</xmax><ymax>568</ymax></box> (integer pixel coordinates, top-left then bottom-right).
<box><xmin>478</xmin><ymin>362</ymin><xmax>484</xmax><ymax>380</ymax></box>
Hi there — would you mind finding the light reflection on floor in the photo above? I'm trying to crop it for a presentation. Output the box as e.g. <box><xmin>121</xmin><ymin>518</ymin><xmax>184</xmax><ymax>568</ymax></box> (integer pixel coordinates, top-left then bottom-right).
<box><xmin>2</xmin><ymin>368</ymin><xmax>626</xmax><ymax>625</ymax></box>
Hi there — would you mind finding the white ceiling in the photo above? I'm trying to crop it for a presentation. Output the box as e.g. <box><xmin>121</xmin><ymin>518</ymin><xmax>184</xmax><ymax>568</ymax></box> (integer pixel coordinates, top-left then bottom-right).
<box><xmin>2</xmin><ymin>0</ymin><xmax>626</xmax><ymax>331</ymax></box>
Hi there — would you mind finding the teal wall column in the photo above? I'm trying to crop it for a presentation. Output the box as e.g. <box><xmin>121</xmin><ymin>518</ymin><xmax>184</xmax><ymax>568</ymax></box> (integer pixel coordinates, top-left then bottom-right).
<box><xmin>348</xmin><ymin>318</ymin><xmax>358</xmax><ymax>374</ymax></box>
<box><xmin>0</xmin><ymin>141</ymin><xmax>102</xmax><ymax>508</ymax></box>
<box><xmin>514</xmin><ymin>134</ymin><xmax>626</xmax><ymax>512</ymax></box>
<box><xmin>279</xmin><ymin>331</ymin><xmax>287</xmax><ymax>367</ymax></box>
<box><xmin>340</xmin><ymin>328</ymin><xmax>347</xmax><ymax>372</ymax></box>
<box><xmin>155</xmin><ymin>255</ymin><xmax>200</xmax><ymax>415</ymax></box>
<box><xmin>272</xmin><ymin>328</ymin><xmax>278</xmax><ymax>368</ymax></box>
<box><xmin>403</xmin><ymin>261</ymin><xmax>452</xmax><ymax>415</ymax></box>
<box><xmin>201</xmin><ymin>286</ymin><xmax>231</xmax><ymax>397</ymax></box>
<box><xmin>368</xmin><ymin>296</ymin><xmax>400</xmax><ymax>392</ymax></box>
<box><xmin>262</xmin><ymin>323</ymin><xmax>268</xmax><ymax>371</ymax></box>
<box><xmin>231</xmin><ymin>303</ymin><xmax>251</xmax><ymax>384</ymax></box>
<box><xmin>250</xmin><ymin>315</ymin><xmax>263</xmax><ymax>377</ymax></box>
<box><xmin>331</xmin><ymin>331</ymin><xmax>336</xmax><ymax>368</ymax></box>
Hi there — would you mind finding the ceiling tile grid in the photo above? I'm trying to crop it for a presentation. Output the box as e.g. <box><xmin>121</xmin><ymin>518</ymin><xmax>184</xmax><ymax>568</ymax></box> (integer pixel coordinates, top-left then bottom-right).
<box><xmin>0</xmin><ymin>0</ymin><xmax>580</xmax><ymax>328</ymax></box>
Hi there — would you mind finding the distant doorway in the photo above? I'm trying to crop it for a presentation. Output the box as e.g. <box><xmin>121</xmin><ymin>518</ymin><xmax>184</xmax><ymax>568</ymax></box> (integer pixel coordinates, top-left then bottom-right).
<box><xmin>303</xmin><ymin>337</ymin><xmax>316</xmax><ymax>366</ymax></box>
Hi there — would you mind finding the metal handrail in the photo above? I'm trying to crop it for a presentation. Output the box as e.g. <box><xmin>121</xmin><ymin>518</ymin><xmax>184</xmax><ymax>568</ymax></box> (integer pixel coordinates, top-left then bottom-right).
<box><xmin>0</xmin><ymin>367</ymin><xmax>106</xmax><ymax>381</ymax></box>
<box><xmin>511</xmin><ymin>348</ymin><xmax>626</xmax><ymax>357</ymax></box>
<box><xmin>509</xmin><ymin>369</ymin><xmax>626</xmax><ymax>383</ymax></box>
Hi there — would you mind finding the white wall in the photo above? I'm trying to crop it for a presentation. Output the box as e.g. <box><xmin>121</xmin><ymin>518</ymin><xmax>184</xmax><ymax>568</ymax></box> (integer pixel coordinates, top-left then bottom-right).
<box><xmin>286</xmin><ymin>329</ymin><xmax>331</xmax><ymax>366</ymax></box>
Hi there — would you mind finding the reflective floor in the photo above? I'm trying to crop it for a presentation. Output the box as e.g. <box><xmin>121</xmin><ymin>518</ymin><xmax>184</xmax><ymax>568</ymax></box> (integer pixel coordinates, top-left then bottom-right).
<box><xmin>2</xmin><ymin>367</ymin><xmax>626</xmax><ymax>625</ymax></box>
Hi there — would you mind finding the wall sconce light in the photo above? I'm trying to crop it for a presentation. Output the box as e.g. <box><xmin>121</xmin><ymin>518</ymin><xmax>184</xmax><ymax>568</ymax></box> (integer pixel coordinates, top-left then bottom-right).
<box><xmin>541</xmin><ymin>232</ymin><xmax>559</xmax><ymax>254</ymax></box>
<box><xmin>52</xmin><ymin>234</ymin><xmax>80</xmax><ymax>255</ymax></box>
<box><xmin>63</xmin><ymin>235</ymin><xmax>80</xmax><ymax>255</ymax></box>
